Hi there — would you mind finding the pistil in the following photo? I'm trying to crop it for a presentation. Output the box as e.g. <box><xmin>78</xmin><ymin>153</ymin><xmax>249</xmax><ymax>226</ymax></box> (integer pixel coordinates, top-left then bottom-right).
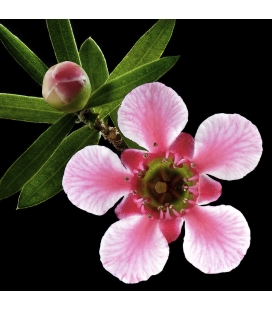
<box><xmin>133</xmin><ymin>154</ymin><xmax>199</xmax><ymax>220</ymax></box>
<box><xmin>155</xmin><ymin>182</ymin><xmax>167</xmax><ymax>194</ymax></box>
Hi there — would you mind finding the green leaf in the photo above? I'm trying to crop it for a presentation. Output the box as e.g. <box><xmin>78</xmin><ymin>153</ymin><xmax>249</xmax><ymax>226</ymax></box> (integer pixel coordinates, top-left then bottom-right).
<box><xmin>79</xmin><ymin>38</ymin><xmax>109</xmax><ymax>92</ymax></box>
<box><xmin>46</xmin><ymin>20</ymin><xmax>81</xmax><ymax>66</ymax></box>
<box><xmin>109</xmin><ymin>20</ymin><xmax>175</xmax><ymax>81</ymax></box>
<box><xmin>0</xmin><ymin>114</ymin><xmax>75</xmax><ymax>201</ymax></box>
<box><xmin>18</xmin><ymin>126</ymin><xmax>100</xmax><ymax>209</ymax></box>
<box><xmin>0</xmin><ymin>24</ymin><xmax>48</xmax><ymax>85</ymax></box>
<box><xmin>0</xmin><ymin>94</ymin><xmax>64</xmax><ymax>123</ymax></box>
<box><xmin>89</xmin><ymin>56</ymin><xmax>179</xmax><ymax>118</ymax></box>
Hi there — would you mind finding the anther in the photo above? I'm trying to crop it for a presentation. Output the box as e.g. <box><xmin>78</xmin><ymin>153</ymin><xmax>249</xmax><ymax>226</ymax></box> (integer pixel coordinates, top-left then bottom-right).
<box><xmin>138</xmin><ymin>170</ymin><xmax>146</xmax><ymax>178</ymax></box>
<box><xmin>182</xmin><ymin>184</ymin><xmax>189</xmax><ymax>191</ymax></box>
<box><xmin>170</xmin><ymin>163</ymin><xmax>178</xmax><ymax>169</ymax></box>
<box><xmin>132</xmin><ymin>190</ymin><xmax>137</xmax><ymax>195</ymax></box>
<box><xmin>190</xmin><ymin>162</ymin><xmax>196</xmax><ymax>168</ymax></box>
<box><xmin>143</xmin><ymin>153</ymin><xmax>149</xmax><ymax>159</ymax></box>
<box><xmin>183</xmin><ymin>198</ymin><xmax>188</xmax><ymax>203</ymax></box>
<box><xmin>162</xmin><ymin>158</ymin><xmax>167</xmax><ymax>163</ymax></box>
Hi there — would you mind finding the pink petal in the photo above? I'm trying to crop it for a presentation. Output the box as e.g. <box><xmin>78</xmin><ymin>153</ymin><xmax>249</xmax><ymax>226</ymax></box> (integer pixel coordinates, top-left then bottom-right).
<box><xmin>192</xmin><ymin>114</ymin><xmax>262</xmax><ymax>180</ymax></box>
<box><xmin>52</xmin><ymin>61</ymin><xmax>84</xmax><ymax>82</ymax></box>
<box><xmin>55</xmin><ymin>80</ymin><xmax>83</xmax><ymax>104</ymax></box>
<box><xmin>115</xmin><ymin>193</ymin><xmax>141</xmax><ymax>219</ymax></box>
<box><xmin>183</xmin><ymin>205</ymin><xmax>250</xmax><ymax>273</ymax></box>
<box><xmin>62</xmin><ymin>145</ymin><xmax>133</xmax><ymax>215</ymax></box>
<box><xmin>121</xmin><ymin>148</ymin><xmax>159</xmax><ymax>172</ymax></box>
<box><xmin>197</xmin><ymin>174</ymin><xmax>222</xmax><ymax>205</ymax></box>
<box><xmin>169</xmin><ymin>132</ymin><xmax>195</xmax><ymax>159</ymax></box>
<box><xmin>118</xmin><ymin>82</ymin><xmax>188</xmax><ymax>153</ymax></box>
<box><xmin>100</xmin><ymin>215</ymin><xmax>169</xmax><ymax>283</ymax></box>
<box><xmin>159</xmin><ymin>218</ymin><xmax>184</xmax><ymax>244</ymax></box>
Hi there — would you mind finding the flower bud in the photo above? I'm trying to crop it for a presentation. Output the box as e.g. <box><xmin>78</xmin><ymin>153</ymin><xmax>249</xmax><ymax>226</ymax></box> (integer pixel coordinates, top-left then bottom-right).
<box><xmin>42</xmin><ymin>61</ymin><xmax>91</xmax><ymax>113</ymax></box>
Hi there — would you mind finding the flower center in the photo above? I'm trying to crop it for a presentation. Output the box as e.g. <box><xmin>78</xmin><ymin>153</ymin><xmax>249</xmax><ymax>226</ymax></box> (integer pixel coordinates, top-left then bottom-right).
<box><xmin>133</xmin><ymin>154</ymin><xmax>199</xmax><ymax>220</ymax></box>
<box><xmin>155</xmin><ymin>182</ymin><xmax>167</xmax><ymax>194</ymax></box>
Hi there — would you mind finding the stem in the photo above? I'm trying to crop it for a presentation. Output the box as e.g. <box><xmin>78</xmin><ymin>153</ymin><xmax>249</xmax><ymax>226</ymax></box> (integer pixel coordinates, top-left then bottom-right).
<box><xmin>94</xmin><ymin>119</ymin><xmax>128</xmax><ymax>152</ymax></box>
<box><xmin>76</xmin><ymin>109</ymin><xmax>128</xmax><ymax>152</ymax></box>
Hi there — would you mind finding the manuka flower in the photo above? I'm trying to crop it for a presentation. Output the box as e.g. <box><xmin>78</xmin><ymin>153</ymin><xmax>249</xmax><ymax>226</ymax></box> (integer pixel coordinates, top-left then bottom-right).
<box><xmin>62</xmin><ymin>82</ymin><xmax>262</xmax><ymax>283</ymax></box>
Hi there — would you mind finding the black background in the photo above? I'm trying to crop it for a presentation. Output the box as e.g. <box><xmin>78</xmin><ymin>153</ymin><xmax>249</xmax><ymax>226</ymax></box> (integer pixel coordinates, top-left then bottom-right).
<box><xmin>0</xmin><ymin>20</ymin><xmax>268</xmax><ymax>290</ymax></box>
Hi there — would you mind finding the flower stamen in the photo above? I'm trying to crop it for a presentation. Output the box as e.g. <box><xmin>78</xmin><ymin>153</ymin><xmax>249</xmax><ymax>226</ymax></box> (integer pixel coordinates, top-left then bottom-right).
<box><xmin>188</xmin><ymin>175</ymin><xmax>199</xmax><ymax>181</ymax></box>
<box><xmin>159</xmin><ymin>209</ymin><xmax>164</xmax><ymax>220</ymax></box>
<box><xmin>177</xmin><ymin>158</ymin><xmax>187</xmax><ymax>166</ymax></box>
<box><xmin>188</xmin><ymin>183</ymin><xmax>199</xmax><ymax>195</ymax></box>
<box><xmin>165</xmin><ymin>207</ymin><xmax>172</xmax><ymax>219</ymax></box>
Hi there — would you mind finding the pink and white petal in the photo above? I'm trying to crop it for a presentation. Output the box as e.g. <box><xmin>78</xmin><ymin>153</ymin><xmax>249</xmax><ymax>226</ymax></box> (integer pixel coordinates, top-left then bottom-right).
<box><xmin>192</xmin><ymin>114</ymin><xmax>262</xmax><ymax>180</ymax></box>
<box><xmin>169</xmin><ymin>132</ymin><xmax>195</xmax><ymax>160</ymax></box>
<box><xmin>159</xmin><ymin>218</ymin><xmax>184</xmax><ymax>244</ymax></box>
<box><xmin>62</xmin><ymin>145</ymin><xmax>133</xmax><ymax>215</ymax></box>
<box><xmin>115</xmin><ymin>193</ymin><xmax>141</xmax><ymax>220</ymax></box>
<box><xmin>197</xmin><ymin>174</ymin><xmax>222</xmax><ymax>205</ymax></box>
<box><xmin>183</xmin><ymin>205</ymin><xmax>250</xmax><ymax>274</ymax></box>
<box><xmin>118</xmin><ymin>82</ymin><xmax>188</xmax><ymax>153</ymax></box>
<box><xmin>121</xmin><ymin>148</ymin><xmax>160</xmax><ymax>173</ymax></box>
<box><xmin>100</xmin><ymin>215</ymin><xmax>169</xmax><ymax>283</ymax></box>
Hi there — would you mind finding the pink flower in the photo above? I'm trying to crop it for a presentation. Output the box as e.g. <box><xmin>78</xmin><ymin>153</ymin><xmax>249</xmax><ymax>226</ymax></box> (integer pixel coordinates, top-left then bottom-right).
<box><xmin>63</xmin><ymin>82</ymin><xmax>262</xmax><ymax>283</ymax></box>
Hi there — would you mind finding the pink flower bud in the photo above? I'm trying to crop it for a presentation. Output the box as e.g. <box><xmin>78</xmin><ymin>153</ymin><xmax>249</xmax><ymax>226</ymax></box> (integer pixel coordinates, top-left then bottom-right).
<box><xmin>42</xmin><ymin>61</ymin><xmax>91</xmax><ymax>113</ymax></box>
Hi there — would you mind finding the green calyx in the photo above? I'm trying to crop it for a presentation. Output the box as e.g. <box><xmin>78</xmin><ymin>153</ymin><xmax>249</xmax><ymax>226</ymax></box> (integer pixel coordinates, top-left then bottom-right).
<box><xmin>137</xmin><ymin>157</ymin><xmax>195</xmax><ymax>213</ymax></box>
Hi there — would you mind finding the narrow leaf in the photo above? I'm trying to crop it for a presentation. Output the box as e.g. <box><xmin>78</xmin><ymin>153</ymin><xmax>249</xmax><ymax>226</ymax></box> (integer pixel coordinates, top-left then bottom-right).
<box><xmin>0</xmin><ymin>94</ymin><xmax>64</xmax><ymax>123</ymax></box>
<box><xmin>18</xmin><ymin>126</ymin><xmax>100</xmax><ymax>209</ymax></box>
<box><xmin>0</xmin><ymin>114</ymin><xmax>75</xmax><ymax>200</ymax></box>
<box><xmin>0</xmin><ymin>24</ymin><xmax>48</xmax><ymax>85</ymax></box>
<box><xmin>89</xmin><ymin>56</ymin><xmax>179</xmax><ymax>118</ymax></box>
<box><xmin>46</xmin><ymin>20</ymin><xmax>81</xmax><ymax>65</ymax></box>
<box><xmin>109</xmin><ymin>20</ymin><xmax>175</xmax><ymax>81</ymax></box>
<box><xmin>79</xmin><ymin>38</ymin><xmax>109</xmax><ymax>92</ymax></box>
